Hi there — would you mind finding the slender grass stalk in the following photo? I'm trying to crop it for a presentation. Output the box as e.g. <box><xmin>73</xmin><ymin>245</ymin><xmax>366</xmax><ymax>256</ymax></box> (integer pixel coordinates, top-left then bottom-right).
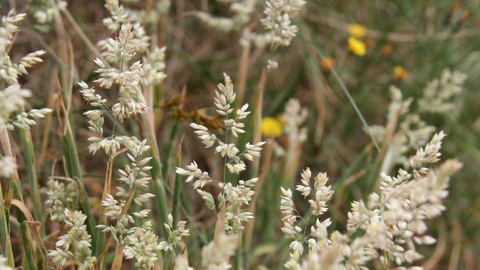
<box><xmin>19</xmin><ymin>221</ymin><xmax>36</xmax><ymax>270</ymax></box>
<box><xmin>111</xmin><ymin>244</ymin><xmax>125</xmax><ymax>270</ymax></box>
<box><xmin>172</xmin><ymin>143</ymin><xmax>182</xmax><ymax>228</ymax></box>
<box><xmin>53</xmin><ymin>4</ymin><xmax>72</xmax><ymax>111</ymax></box>
<box><xmin>18</xmin><ymin>118</ymin><xmax>45</xmax><ymax>237</ymax></box>
<box><xmin>37</xmin><ymin>93</ymin><xmax>56</xmax><ymax>170</ymax></box>
<box><xmin>96</xmin><ymin>235</ymin><xmax>113</xmax><ymax>268</ymax></box>
<box><xmin>0</xmin><ymin>178</ymin><xmax>13</xmax><ymax>268</ymax></box>
<box><xmin>244</xmin><ymin>139</ymin><xmax>273</xmax><ymax>269</ymax></box>
<box><xmin>143</xmin><ymin>111</ymin><xmax>169</xmax><ymax>239</ymax></box>
<box><xmin>235</xmin><ymin>45</ymin><xmax>250</xmax><ymax>110</ymax></box>
<box><xmin>234</xmin><ymin>237</ymin><xmax>242</xmax><ymax>270</ymax></box>
<box><xmin>61</xmin><ymin>9</ymin><xmax>110</xmax><ymax>66</ymax></box>
<box><xmin>5</xmin><ymin>238</ymin><xmax>13</xmax><ymax>268</ymax></box>
<box><xmin>162</xmin><ymin>122</ymin><xmax>179</xmax><ymax>183</ymax></box>
<box><xmin>6</xmin><ymin>182</ymin><xmax>36</xmax><ymax>270</ymax></box>
<box><xmin>371</xmin><ymin>104</ymin><xmax>404</xmax><ymax>191</ymax></box>
<box><xmin>251</xmin><ymin>69</ymin><xmax>266</xmax><ymax>177</ymax></box>
<box><xmin>179</xmin><ymin>178</ymin><xmax>201</xmax><ymax>263</ymax></box>
<box><xmin>96</xmin><ymin>157</ymin><xmax>114</xmax><ymax>263</ymax></box>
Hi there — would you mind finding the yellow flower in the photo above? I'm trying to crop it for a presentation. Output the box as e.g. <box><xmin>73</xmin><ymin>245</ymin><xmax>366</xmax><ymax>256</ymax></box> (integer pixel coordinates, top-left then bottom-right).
<box><xmin>348</xmin><ymin>37</ymin><xmax>366</xmax><ymax>56</ymax></box>
<box><xmin>261</xmin><ymin>117</ymin><xmax>282</xmax><ymax>137</ymax></box>
<box><xmin>394</xmin><ymin>65</ymin><xmax>409</xmax><ymax>80</ymax></box>
<box><xmin>349</xmin><ymin>23</ymin><xmax>366</xmax><ymax>38</ymax></box>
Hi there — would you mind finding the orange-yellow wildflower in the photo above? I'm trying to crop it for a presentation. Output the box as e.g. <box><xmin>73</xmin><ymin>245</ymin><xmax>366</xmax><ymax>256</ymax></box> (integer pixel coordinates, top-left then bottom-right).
<box><xmin>394</xmin><ymin>65</ymin><xmax>409</xmax><ymax>80</ymax></box>
<box><xmin>321</xmin><ymin>57</ymin><xmax>335</xmax><ymax>73</ymax></box>
<box><xmin>348</xmin><ymin>37</ymin><xmax>366</xmax><ymax>56</ymax></box>
<box><xmin>381</xmin><ymin>44</ymin><xmax>393</xmax><ymax>58</ymax></box>
<box><xmin>261</xmin><ymin>117</ymin><xmax>282</xmax><ymax>137</ymax></box>
<box><xmin>349</xmin><ymin>23</ymin><xmax>366</xmax><ymax>38</ymax></box>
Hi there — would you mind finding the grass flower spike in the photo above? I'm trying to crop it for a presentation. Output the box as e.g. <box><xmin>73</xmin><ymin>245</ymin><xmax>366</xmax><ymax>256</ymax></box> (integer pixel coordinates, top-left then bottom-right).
<box><xmin>283</xmin><ymin>132</ymin><xmax>462</xmax><ymax>268</ymax></box>
<box><xmin>49</xmin><ymin>210</ymin><xmax>97</xmax><ymax>269</ymax></box>
<box><xmin>177</xmin><ymin>73</ymin><xmax>265</xmax><ymax>236</ymax></box>
<box><xmin>261</xmin><ymin>0</ymin><xmax>307</xmax><ymax>48</ymax></box>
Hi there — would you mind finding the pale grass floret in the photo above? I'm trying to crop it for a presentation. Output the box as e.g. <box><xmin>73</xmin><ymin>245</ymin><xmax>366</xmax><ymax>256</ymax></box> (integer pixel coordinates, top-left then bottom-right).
<box><xmin>197</xmin><ymin>189</ymin><xmax>216</xmax><ymax>210</ymax></box>
<box><xmin>201</xmin><ymin>233</ymin><xmax>240</xmax><ymax>270</ymax></box>
<box><xmin>281</xmin><ymin>169</ymin><xmax>333</xmax><ymax>256</ymax></box>
<box><xmin>99</xmin><ymin>23</ymin><xmax>140</xmax><ymax>64</ymax></box>
<box><xmin>48</xmin><ymin>210</ymin><xmax>97</xmax><ymax>270</ymax></box>
<box><xmin>261</xmin><ymin>0</ymin><xmax>306</xmax><ymax>48</ymax></box>
<box><xmin>176</xmin><ymin>161</ymin><xmax>214</xmax><ymax>189</ymax></box>
<box><xmin>118</xmin><ymin>139</ymin><xmax>153</xmax><ymax>189</ymax></box>
<box><xmin>0</xmin><ymin>255</ymin><xmax>11</xmax><ymax>270</ymax></box>
<box><xmin>240</xmin><ymin>29</ymin><xmax>274</xmax><ymax>49</ymax></box>
<box><xmin>196</xmin><ymin>0</ymin><xmax>258</xmax><ymax>33</ymax></box>
<box><xmin>214</xmin><ymin>73</ymin><xmax>236</xmax><ymax>115</ymax></box>
<box><xmin>216</xmin><ymin>142</ymin><xmax>240</xmax><ymax>158</ymax></box>
<box><xmin>280</xmin><ymin>187</ymin><xmax>300</xmax><ymax>239</ymax></box>
<box><xmin>282</xmin><ymin>132</ymin><xmax>460</xmax><ymax>269</ymax></box>
<box><xmin>190</xmin><ymin>123</ymin><xmax>217</xmax><ymax>148</ymax></box>
<box><xmin>103</xmin><ymin>0</ymin><xmax>129</xmax><ymax>32</ymax></box>
<box><xmin>177</xmin><ymin>73</ymin><xmax>264</xmax><ymax>238</ymax></box>
<box><xmin>29</xmin><ymin>0</ymin><xmax>68</xmax><ymax>25</ymax></box>
<box><xmin>0</xmin><ymin>9</ymin><xmax>45</xmax><ymax>84</ymax></box>
<box><xmin>411</xmin><ymin>131</ymin><xmax>445</xmax><ymax>170</ymax></box>
<box><xmin>385</xmin><ymin>69</ymin><xmax>464</xmax><ymax>168</ymax></box>
<box><xmin>418</xmin><ymin>68</ymin><xmax>467</xmax><ymax>113</ymax></box>
<box><xmin>45</xmin><ymin>178</ymin><xmax>79</xmax><ymax>223</ymax></box>
<box><xmin>0</xmin><ymin>9</ymin><xmax>52</xmax><ymax>177</ymax></box>
<box><xmin>296</xmin><ymin>167</ymin><xmax>312</xmax><ymax>197</ymax></box>
<box><xmin>0</xmin><ymin>84</ymin><xmax>31</xmax><ymax>127</ymax></box>
<box><xmin>122</xmin><ymin>221</ymin><xmax>163</xmax><ymax>270</ymax></box>
<box><xmin>157</xmin><ymin>214</ymin><xmax>190</xmax><ymax>252</ymax></box>
<box><xmin>267</xmin><ymin>60</ymin><xmax>279</xmax><ymax>71</ymax></box>
<box><xmin>283</xmin><ymin>99</ymin><xmax>308</xmax><ymax>143</ymax></box>
<box><xmin>0</xmin><ymin>84</ymin><xmax>31</xmax><ymax>109</ymax></box>
<box><xmin>96</xmin><ymin>138</ymin><xmax>158</xmax><ymax>267</ymax></box>
<box><xmin>244</xmin><ymin>141</ymin><xmax>265</xmax><ymax>161</ymax></box>
<box><xmin>141</xmin><ymin>46</ymin><xmax>167</xmax><ymax>87</ymax></box>
<box><xmin>0</xmin><ymin>156</ymin><xmax>16</xmax><ymax>178</ymax></box>
<box><xmin>281</xmin><ymin>99</ymin><xmax>308</xmax><ymax>181</ymax></box>
<box><xmin>197</xmin><ymin>12</ymin><xmax>235</xmax><ymax>32</ymax></box>
<box><xmin>78</xmin><ymin>81</ymin><xmax>107</xmax><ymax>107</ymax></box>
<box><xmin>219</xmin><ymin>178</ymin><xmax>258</xmax><ymax>233</ymax></box>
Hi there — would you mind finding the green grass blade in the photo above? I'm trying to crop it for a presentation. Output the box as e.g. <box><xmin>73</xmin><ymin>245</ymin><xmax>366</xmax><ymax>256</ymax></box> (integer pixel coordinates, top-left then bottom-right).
<box><xmin>162</xmin><ymin>121</ymin><xmax>180</xmax><ymax>183</ymax></box>
<box><xmin>141</xmin><ymin>112</ymin><xmax>169</xmax><ymax>239</ymax></box>
<box><xmin>0</xmin><ymin>180</ymin><xmax>13</xmax><ymax>268</ymax></box>
<box><xmin>172</xmin><ymin>146</ymin><xmax>182</xmax><ymax>228</ymax></box>
<box><xmin>62</xmin><ymin>129</ymin><xmax>97</xmax><ymax>252</ymax></box>
<box><xmin>18</xmin><ymin>126</ymin><xmax>45</xmax><ymax>237</ymax></box>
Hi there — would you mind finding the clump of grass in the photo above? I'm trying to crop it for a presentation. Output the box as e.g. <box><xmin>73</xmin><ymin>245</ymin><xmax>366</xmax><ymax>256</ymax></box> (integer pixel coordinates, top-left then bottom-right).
<box><xmin>0</xmin><ymin>0</ymin><xmax>478</xmax><ymax>269</ymax></box>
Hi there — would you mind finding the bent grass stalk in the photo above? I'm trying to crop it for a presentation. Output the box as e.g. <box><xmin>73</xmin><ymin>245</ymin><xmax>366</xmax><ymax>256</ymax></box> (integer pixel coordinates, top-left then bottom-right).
<box><xmin>244</xmin><ymin>139</ymin><xmax>273</xmax><ymax>269</ymax></box>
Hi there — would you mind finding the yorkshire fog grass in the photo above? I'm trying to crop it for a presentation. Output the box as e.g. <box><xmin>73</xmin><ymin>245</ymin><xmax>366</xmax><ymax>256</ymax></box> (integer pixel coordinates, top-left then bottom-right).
<box><xmin>0</xmin><ymin>0</ymin><xmax>479</xmax><ymax>269</ymax></box>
